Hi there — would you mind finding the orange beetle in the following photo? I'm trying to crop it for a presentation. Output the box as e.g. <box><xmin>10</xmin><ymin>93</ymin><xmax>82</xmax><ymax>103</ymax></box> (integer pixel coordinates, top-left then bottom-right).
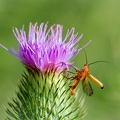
<box><xmin>70</xmin><ymin>48</ymin><xmax>108</xmax><ymax>96</ymax></box>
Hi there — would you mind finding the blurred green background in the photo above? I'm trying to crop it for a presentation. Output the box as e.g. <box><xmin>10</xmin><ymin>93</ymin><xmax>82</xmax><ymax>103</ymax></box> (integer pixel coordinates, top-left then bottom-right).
<box><xmin>0</xmin><ymin>0</ymin><xmax>119</xmax><ymax>119</ymax></box>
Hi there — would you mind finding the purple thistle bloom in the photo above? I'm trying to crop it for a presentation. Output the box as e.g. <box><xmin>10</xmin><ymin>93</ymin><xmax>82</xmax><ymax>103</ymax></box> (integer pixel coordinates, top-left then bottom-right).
<box><xmin>0</xmin><ymin>23</ymin><xmax>89</xmax><ymax>73</ymax></box>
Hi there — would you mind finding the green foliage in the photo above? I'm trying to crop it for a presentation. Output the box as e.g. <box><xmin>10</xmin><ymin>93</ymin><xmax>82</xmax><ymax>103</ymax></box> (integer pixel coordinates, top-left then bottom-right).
<box><xmin>6</xmin><ymin>69</ymin><xmax>86</xmax><ymax>120</ymax></box>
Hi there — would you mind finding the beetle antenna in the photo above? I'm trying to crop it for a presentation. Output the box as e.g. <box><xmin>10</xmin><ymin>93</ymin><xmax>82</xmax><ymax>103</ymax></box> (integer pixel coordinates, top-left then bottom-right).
<box><xmin>78</xmin><ymin>40</ymin><xmax>91</xmax><ymax>65</ymax></box>
<box><xmin>79</xmin><ymin>45</ymin><xmax>88</xmax><ymax>64</ymax></box>
<box><xmin>88</xmin><ymin>61</ymin><xmax>109</xmax><ymax>66</ymax></box>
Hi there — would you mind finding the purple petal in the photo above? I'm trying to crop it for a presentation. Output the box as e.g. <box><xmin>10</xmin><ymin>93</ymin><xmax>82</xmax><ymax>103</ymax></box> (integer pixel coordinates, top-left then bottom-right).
<box><xmin>0</xmin><ymin>23</ymin><xmax>90</xmax><ymax>74</ymax></box>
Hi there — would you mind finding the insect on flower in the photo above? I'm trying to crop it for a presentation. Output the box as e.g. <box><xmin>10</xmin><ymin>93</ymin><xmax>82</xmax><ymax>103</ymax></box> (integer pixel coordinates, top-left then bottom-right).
<box><xmin>70</xmin><ymin>47</ymin><xmax>108</xmax><ymax>96</ymax></box>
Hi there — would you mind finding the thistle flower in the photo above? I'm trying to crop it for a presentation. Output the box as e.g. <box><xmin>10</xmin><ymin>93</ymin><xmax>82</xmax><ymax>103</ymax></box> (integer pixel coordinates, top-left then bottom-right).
<box><xmin>1</xmin><ymin>23</ymin><xmax>87</xmax><ymax>120</ymax></box>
